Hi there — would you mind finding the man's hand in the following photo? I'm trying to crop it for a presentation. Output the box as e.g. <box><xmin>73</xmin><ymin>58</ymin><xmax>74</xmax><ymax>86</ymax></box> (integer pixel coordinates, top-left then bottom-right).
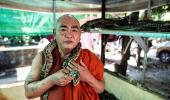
<box><xmin>68</xmin><ymin>60</ymin><xmax>105</xmax><ymax>93</ymax></box>
<box><xmin>69</xmin><ymin>60</ymin><xmax>93</xmax><ymax>83</ymax></box>
<box><xmin>52</xmin><ymin>69</ymin><xmax>73</xmax><ymax>86</ymax></box>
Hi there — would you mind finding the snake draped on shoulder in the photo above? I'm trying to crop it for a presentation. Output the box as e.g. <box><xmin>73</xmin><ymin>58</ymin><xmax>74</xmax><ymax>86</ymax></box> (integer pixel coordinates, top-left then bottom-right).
<box><xmin>40</xmin><ymin>40</ymin><xmax>81</xmax><ymax>100</ymax></box>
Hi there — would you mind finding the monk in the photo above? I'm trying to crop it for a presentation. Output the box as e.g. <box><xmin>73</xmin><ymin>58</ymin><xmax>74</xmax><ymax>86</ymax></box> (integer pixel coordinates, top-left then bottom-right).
<box><xmin>24</xmin><ymin>14</ymin><xmax>105</xmax><ymax>100</ymax></box>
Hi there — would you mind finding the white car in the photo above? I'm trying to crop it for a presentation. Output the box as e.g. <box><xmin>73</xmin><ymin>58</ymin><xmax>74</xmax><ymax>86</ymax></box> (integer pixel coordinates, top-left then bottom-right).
<box><xmin>156</xmin><ymin>41</ymin><xmax>170</xmax><ymax>63</ymax></box>
<box><xmin>142</xmin><ymin>41</ymin><xmax>170</xmax><ymax>63</ymax></box>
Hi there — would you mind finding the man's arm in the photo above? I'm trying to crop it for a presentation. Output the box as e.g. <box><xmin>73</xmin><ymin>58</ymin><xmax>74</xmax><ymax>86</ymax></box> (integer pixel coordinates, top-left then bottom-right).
<box><xmin>25</xmin><ymin>52</ymin><xmax>73</xmax><ymax>99</ymax></box>
<box><xmin>69</xmin><ymin>60</ymin><xmax>105</xmax><ymax>93</ymax></box>
<box><xmin>24</xmin><ymin>52</ymin><xmax>55</xmax><ymax>99</ymax></box>
<box><xmin>85</xmin><ymin>75</ymin><xmax>105</xmax><ymax>93</ymax></box>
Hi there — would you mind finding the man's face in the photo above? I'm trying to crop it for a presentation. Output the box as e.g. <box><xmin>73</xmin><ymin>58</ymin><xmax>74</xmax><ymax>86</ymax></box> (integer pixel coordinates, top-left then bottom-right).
<box><xmin>55</xmin><ymin>15</ymin><xmax>81</xmax><ymax>51</ymax></box>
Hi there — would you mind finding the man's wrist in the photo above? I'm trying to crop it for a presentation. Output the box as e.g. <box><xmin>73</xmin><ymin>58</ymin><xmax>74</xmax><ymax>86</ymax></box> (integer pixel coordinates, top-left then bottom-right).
<box><xmin>86</xmin><ymin>75</ymin><xmax>96</xmax><ymax>86</ymax></box>
<box><xmin>48</xmin><ymin>74</ymin><xmax>57</xmax><ymax>86</ymax></box>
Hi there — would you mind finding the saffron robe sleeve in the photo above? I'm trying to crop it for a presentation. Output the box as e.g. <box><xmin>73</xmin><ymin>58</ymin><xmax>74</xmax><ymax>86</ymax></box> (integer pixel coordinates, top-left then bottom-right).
<box><xmin>65</xmin><ymin>49</ymin><xmax>104</xmax><ymax>100</ymax></box>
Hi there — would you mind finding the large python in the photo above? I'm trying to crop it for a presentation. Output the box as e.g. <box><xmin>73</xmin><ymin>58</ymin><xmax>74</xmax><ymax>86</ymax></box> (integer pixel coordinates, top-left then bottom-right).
<box><xmin>40</xmin><ymin>40</ymin><xmax>81</xmax><ymax>100</ymax></box>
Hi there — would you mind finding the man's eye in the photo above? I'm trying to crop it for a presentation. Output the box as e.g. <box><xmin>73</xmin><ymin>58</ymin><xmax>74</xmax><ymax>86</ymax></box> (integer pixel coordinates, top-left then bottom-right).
<box><xmin>60</xmin><ymin>28</ymin><xmax>67</xmax><ymax>31</ymax></box>
<box><xmin>72</xmin><ymin>29</ymin><xmax>78</xmax><ymax>32</ymax></box>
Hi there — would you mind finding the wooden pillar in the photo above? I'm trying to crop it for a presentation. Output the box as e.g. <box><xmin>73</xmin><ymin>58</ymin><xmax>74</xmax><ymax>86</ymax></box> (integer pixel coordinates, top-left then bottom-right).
<box><xmin>101</xmin><ymin>0</ymin><xmax>106</xmax><ymax>64</ymax></box>
<box><xmin>53</xmin><ymin>0</ymin><xmax>56</xmax><ymax>35</ymax></box>
<box><xmin>136</xmin><ymin>45</ymin><xmax>142</xmax><ymax>67</ymax></box>
<box><xmin>101</xmin><ymin>35</ymin><xmax>107</xmax><ymax>65</ymax></box>
<box><xmin>115</xmin><ymin>36</ymin><xmax>132</xmax><ymax>75</ymax></box>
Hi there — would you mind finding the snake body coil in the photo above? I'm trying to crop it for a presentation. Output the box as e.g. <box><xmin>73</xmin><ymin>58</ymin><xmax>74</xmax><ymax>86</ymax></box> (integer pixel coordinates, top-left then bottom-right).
<box><xmin>41</xmin><ymin>40</ymin><xmax>81</xmax><ymax>86</ymax></box>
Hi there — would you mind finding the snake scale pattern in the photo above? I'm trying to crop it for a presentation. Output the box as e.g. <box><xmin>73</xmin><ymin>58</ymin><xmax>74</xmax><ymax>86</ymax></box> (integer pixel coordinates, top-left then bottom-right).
<box><xmin>41</xmin><ymin>40</ymin><xmax>81</xmax><ymax>86</ymax></box>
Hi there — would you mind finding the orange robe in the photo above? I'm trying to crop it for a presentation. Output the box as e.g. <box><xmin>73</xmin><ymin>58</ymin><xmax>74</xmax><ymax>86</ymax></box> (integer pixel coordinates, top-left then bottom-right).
<box><xmin>41</xmin><ymin>48</ymin><xmax>104</xmax><ymax>100</ymax></box>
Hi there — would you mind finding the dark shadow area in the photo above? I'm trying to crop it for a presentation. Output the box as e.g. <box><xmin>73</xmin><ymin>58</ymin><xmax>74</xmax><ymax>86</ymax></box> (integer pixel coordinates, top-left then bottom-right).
<box><xmin>100</xmin><ymin>90</ymin><xmax>118</xmax><ymax>100</ymax></box>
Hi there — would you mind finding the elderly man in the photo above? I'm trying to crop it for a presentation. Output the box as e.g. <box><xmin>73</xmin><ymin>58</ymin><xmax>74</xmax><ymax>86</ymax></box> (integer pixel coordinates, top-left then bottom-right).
<box><xmin>24</xmin><ymin>14</ymin><xmax>105</xmax><ymax>100</ymax></box>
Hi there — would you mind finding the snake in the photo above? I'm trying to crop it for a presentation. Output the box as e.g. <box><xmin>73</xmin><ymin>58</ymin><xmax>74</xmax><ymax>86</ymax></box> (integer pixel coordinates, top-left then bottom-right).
<box><xmin>41</xmin><ymin>40</ymin><xmax>81</xmax><ymax>86</ymax></box>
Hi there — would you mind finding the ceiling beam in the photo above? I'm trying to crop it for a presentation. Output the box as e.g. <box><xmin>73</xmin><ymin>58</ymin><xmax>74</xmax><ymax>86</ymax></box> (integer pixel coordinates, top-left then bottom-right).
<box><xmin>0</xmin><ymin>0</ymin><xmax>169</xmax><ymax>13</ymax></box>
<box><xmin>106</xmin><ymin>0</ymin><xmax>169</xmax><ymax>12</ymax></box>
<box><xmin>0</xmin><ymin>0</ymin><xmax>101</xmax><ymax>13</ymax></box>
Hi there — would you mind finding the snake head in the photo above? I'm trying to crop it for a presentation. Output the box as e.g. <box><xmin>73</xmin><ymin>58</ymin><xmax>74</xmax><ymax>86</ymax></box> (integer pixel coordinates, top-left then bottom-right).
<box><xmin>68</xmin><ymin>70</ymin><xmax>80</xmax><ymax>86</ymax></box>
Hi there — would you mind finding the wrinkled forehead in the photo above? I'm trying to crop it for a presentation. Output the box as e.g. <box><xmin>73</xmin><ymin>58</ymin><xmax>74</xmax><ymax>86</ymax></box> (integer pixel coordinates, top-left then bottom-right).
<box><xmin>57</xmin><ymin>15</ymin><xmax>80</xmax><ymax>27</ymax></box>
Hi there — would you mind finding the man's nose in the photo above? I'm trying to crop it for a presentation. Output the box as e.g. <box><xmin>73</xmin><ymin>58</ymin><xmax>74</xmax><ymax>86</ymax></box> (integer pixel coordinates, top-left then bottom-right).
<box><xmin>65</xmin><ymin>30</ymin><xmax>72</xmax><ymax>38</ymax></box>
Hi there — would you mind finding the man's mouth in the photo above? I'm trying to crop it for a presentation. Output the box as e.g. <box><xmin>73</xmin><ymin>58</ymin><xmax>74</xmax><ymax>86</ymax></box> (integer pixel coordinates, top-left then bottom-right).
<box><xmin>64</xmin><ymin>40</ymin><xmax>73</xmax><ymax>43</ymax></box>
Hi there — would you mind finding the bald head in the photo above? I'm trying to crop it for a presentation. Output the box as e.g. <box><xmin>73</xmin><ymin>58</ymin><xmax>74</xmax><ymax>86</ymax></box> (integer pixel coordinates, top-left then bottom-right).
<box><xmin>55</xmin><ymin>14</ymin><xmax>81</xmax><ymax>52</ymax></box>
<box><xmin>57</xmin><ymin>14</ymin><xmax>80</xmax><ymax>26</ymax></box>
